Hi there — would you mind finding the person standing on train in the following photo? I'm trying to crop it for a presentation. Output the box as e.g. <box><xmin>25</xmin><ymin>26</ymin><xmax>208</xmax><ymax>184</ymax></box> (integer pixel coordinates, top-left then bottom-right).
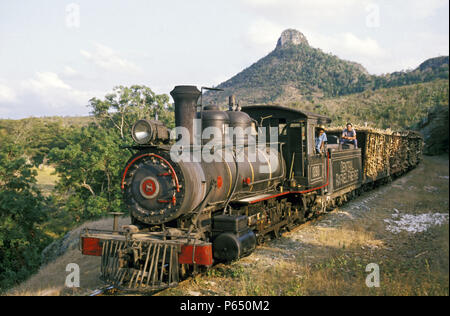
<box><xmin>315</xmin><ymin>126</ymin><xmax>327</xmax><ymax>154</ymax></box>
<box><xmin>341</xmin><ymin>123</ymin><xmax>358</xmax><ymax>148</ymax></box>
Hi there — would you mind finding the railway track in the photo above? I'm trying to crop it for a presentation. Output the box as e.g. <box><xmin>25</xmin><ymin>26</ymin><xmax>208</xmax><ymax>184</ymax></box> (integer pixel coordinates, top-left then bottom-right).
<box><xmin>87</xmin><ymin>178</ymin><xmax>395</xmax><ymax>297</ymax></box>
<box><xmin>89</xmin><ymin>278</ymin><xmax>193</xmax><ymax>296</ymax></box>
<box><xmin>87</xmin><ymin>214</ymin><xmax>328</xmax><ymax>297</ymax></box>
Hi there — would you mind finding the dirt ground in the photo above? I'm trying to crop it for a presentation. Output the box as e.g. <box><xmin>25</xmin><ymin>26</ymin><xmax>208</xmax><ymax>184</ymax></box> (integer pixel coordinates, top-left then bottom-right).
<box><xmin>6</xmin><ymin>155</ymin><xmax>449</xmax><ymax>296</ymax></box>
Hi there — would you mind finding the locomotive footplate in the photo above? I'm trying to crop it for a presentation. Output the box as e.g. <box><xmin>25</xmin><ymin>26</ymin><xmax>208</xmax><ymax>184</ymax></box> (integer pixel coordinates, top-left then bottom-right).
<box><xmin>232</xmin><ymin>193</ymin><xmax>278</xmax><ymax>206</ymax></box>
<box><xmin>80</xmin><ymin>228</ymin><xmax>212</xmax><ymax>290</ymax></box>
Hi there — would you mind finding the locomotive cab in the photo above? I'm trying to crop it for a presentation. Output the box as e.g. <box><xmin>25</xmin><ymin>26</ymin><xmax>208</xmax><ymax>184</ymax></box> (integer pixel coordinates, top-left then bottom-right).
<box><xmin>241</xmin><ymin>106</ymin><xmax>331</xmax><ymax>191</ymax></box>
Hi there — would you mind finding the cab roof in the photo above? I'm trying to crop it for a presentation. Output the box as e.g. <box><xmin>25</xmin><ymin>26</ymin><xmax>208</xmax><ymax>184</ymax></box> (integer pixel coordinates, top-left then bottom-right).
<box><xmin>241</xmin><ymin>105</ymin><xmax>332</xmax><ymax>125</ymax></box>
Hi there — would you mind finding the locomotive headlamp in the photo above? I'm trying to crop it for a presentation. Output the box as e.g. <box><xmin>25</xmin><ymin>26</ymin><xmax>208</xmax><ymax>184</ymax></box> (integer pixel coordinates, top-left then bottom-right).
<box><xmin>131</xmin><ymin>119</ymin><xmax>170</xmax><ymax>145</ymax></box>
<box><xmin>132</xmin><ymin>119</ymin><xmax>154</xmax><ymax>144</ymax></box>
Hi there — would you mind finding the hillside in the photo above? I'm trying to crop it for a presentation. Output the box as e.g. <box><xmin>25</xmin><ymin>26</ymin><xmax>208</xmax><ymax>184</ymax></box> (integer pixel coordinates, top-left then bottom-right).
<box><xmin>417</xmin><ymin>104</ymin><xmax>449</xmax><ymax>155</ymax></box>
<box><xmin>206</xmin><ymin>29</ymin><xmax>371</xmax><ymax>105</ymax></box>
<box><xmin>379</xmin><ymin>56</ymin><xmax>449</xmax><ymax>89</ymax></box>
<box><xmin>0</xmin><ymin>116</ymin><xmax>93</xmax><ymax>131</ymax></box>
<box><xmin>205</xmin><ymin>29</ymin><xmax>449</xmax><ymax>106</ymax></box>
<box><xmin>289</xmin><ymin>79</ymin><xmax>449</xmax><ymax>130</ymax></box>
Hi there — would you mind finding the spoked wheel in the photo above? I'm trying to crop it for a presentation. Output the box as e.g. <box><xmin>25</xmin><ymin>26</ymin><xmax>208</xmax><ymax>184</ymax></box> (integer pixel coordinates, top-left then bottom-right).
<box><xmin>256</xmin><ymin>234</ymin><xmax>266</xmax><ymax>245</ymax></box>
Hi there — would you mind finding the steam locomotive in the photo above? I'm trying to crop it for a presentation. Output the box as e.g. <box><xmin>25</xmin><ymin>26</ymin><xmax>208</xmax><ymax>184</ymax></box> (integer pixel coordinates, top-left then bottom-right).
<box><xmin>80</xmin><ymin>85</ymin><xmax>422</xmax><ymax>290</ymax></box>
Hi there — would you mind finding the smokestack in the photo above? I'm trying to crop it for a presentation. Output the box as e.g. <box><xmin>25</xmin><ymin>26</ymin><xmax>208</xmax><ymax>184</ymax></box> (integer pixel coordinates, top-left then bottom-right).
<box><xmin>170</xmin><ymin>86</ymin><xmax>201</xmax><ymax>144</ymax></box>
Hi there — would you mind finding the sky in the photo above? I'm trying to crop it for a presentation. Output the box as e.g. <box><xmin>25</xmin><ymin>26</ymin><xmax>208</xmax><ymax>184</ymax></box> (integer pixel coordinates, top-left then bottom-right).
<box><xmin>0</xmin><ymin>0</ymin><xmax>448</xmax><ymax>119</ymax></box>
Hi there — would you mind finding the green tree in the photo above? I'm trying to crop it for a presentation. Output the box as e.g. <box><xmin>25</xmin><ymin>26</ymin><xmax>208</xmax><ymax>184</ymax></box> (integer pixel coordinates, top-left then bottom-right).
<box><xmin>0</xmin><ymin>136</ymin><xmax>48</xmax><ymax>290</ymax></box>
<box><xmin>48</xmin><ymin>126</ymin><xmax>126</xmax><ymax>221</ymax></box>
<box><xmin>89</xmin><ymin>85</ymin><xmax>174</xmax><ymax>140</ymax></box>
<box><xmin>0</xmin><ymin>118</ymin><xmax>71</xmax><ymax>167</ymax></box>
<box><xmin>49</xmin><ymin>85</ymin><xmax>173</xmax><ymax>221</ymax></box>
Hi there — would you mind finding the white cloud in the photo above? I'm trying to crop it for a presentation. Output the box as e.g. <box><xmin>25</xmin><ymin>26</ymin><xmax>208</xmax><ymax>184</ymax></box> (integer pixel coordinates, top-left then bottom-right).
<box><xmin>242</xmin><ymin>0</ymin><xmax>447</xmax><ymax>22</ymax></box>
<box><xmin>245</xmin><ymin>18</ymin><xmax>389</xmax><ymax>73</ymax></box>
<box><xmin>240</xmin><ymin>0</ymin><xmax>448</xmax><ymax>74</ymax></box>
<box><xmin>342</xmin><ymin>33</ymin><xmax>387</xmax><ymax>58</ymax></box>
<box><xmin>0</xmin><ymin>82</ymin><xmax>17</xmax><ymax>103</ymax></box>
<box><xmin>375</xmin><ymin>31</ymin><xmax>450</xmax><ymax>74</ymax></box>
<box><xmin>415</xmin><ymin>32</ymin><xmax>450</xmax><ymax>56</ymax></box>
<box><xmin>407</xmin><ymin>0</ymin><xmax>448</xmax><ymax>19</ymax></box>
<box><xmin>311</xmin><ymin>32</ymin><xmax>388</xmax><ymax>59</ymax></box>
<box><xmin>247</xmin><ymin>18</ymin><xmax>284</xmax><ymax>46</ymax></box>
<box><xmin>21</xmin><ymin>72</ymin><xmax>99</xmax><ymax>111</ymax></box>
<box><xmin>242</xmin><ymin>0</ymin><xmax>362</xmax><ymax>12</ymax></box>
<box><xmin>0</xmin><ymin>72</ymin><xmax>105</xmax><ymax>118</ymax></box>
<box><xmin>243</xmin><ymin>1</ymin><xmax>390</xmax><ymax>68</ymax></box>
<box><xmin>241</xmin><ymin>0</ymin><xmax>369</xmax><ymax>20</ymax></box>
<box><xmin>63</xmin><ymin>66</ymin><xmax>79</xmax><ymax>77</ymax></box>
<box><xmin>303</xmin><ymin>31</ymin><xmax>392</xmax><ymax>73</ymax></box>
<box><xmin>81</xmin><ymin>42</ymin><xmax>141</xmax><ymax>74</ymax></box>
<box><xmin>27</xmin><ymin>72</ymin><xmax>72</xmax><ymax>91</ymax></box>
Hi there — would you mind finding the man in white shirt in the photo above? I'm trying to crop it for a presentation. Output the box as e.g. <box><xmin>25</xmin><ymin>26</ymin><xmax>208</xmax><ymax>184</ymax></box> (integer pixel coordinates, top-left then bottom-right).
<box><xmin>315</xmin><ymin>126</ymin><xmax>327</xmax><ymax>154</ymax></box>
<box><xmin>340</xmin><ymin>123</ymin><xmax>358</xmax><ymax>148</ymax></box>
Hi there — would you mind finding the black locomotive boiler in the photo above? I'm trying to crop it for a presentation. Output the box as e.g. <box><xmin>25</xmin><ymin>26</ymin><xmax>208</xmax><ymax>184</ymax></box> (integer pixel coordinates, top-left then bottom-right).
<box><xmin>80</xmin><ymin>85</ymin><xmax>423</xmax><ymax>290</ymax></box>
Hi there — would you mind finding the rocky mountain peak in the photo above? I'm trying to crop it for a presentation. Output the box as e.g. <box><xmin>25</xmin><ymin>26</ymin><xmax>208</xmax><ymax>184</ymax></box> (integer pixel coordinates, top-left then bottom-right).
<box><xmin>276</xmin><ymin>29</ymin><xmax>309</xmax><ymax>49</ymax></box>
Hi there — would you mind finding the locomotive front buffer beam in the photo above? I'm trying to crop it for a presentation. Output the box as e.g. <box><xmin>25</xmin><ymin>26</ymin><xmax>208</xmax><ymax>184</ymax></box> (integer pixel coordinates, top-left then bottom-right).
<box><xmin>80</xmin><ymin>227</ymin><xmax>212</xmax><ymax>290</ymax></box>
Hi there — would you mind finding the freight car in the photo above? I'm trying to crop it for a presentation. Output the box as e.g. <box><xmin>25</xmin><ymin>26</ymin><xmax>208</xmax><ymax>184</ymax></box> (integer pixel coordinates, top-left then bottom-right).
<box><xmin>80</xmin><ymin>85</ymin><xmax>423</xmax><ymax>290</ymax></box>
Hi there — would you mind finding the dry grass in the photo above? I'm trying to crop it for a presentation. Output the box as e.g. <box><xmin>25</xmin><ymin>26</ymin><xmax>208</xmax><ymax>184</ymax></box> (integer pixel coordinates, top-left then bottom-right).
<box><xmin>5</xmin><ymin>217</ymin><xmax>130</xmax><ymax>296</ymax></box>
<box><xmin>6</xmin><ymin>250</ymin><xmax>101</xmax><ymax>296</ymax></box>
<box><xmin>162</xmin><ymin>223</ymin><xmax>448</xmax><ymax>296</ymax></box>
<box><xmin>304</xmin><ymin>226</ymin><xmax>384</xmax><ymax>250</ymax></box>
<box><xmin>34</xmin><ymin>165</ymin><xmax>59</xmax><ymax>196</ymax></box>
<box><xmin>160</xmin><ymin>154</ymin><xmax>449</xmax><ymax>297</ymax></box>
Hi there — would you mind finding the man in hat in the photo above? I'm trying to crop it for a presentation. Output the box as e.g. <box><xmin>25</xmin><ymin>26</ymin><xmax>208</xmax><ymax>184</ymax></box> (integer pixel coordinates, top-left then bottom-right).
<box><xmin>340</xmin><ymin>123</ymin><xmax>358</xmax><ymax>148</ymax></box>
<box><xmin>315</xmin><ymin>125</ymin><xmax>327</xmax><ymax>154</ymax></box>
